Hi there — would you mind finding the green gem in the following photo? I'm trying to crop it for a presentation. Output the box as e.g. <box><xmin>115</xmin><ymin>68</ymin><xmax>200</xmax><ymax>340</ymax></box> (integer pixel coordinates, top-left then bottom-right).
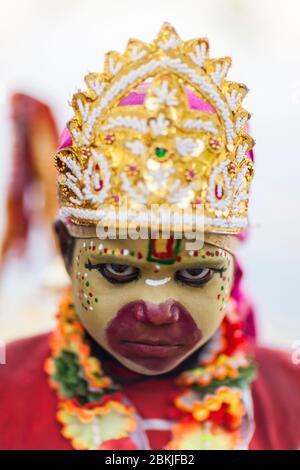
<box><xmin>95</xmin><ymin>298</ymin><xmax>98</xmax><ymax>303</ymax></box>
<box><xmin>86</xmin><ymin>281</ymin><xmax>89</xmax><ymax>287</ymax></box>
<box><xmin>155</xmin><ymin>147</ymin><xmax>167</xmax><ymax>158</ymax></box>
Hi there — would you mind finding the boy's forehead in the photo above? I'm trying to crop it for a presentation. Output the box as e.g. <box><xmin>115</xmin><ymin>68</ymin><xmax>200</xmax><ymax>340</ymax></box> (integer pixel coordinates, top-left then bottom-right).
<box><xmin>76</xmin><ymin>236</ymin><xmax>233</xmax><ymax>265</ymax></box>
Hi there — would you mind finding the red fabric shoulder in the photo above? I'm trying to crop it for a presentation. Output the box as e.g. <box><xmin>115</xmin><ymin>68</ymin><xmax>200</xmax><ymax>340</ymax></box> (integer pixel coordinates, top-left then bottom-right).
<box><xmin>250</xmin><ymin>345</ymin><xmax>300</xmax><ymax>450</ymax></box>
<box><xmin>0</xmin><ymin>333</ymin><xmax>71</xmax><ymax>450</ymax></box>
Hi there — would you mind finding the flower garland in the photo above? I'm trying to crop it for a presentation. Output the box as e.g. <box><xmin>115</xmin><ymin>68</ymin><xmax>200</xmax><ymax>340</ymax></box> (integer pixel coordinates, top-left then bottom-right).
<box><xmin>45</xmin><ymin>290</ymin><xmax>256</xmax><ymax>450</ymax></box>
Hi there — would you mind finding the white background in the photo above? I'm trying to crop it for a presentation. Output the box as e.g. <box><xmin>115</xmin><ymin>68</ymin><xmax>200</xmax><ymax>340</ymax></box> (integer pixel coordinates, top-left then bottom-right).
<box><xmin>0</xmin><ymin>0</ymin><xmax>300</xmax><ymax>346</ymax></box>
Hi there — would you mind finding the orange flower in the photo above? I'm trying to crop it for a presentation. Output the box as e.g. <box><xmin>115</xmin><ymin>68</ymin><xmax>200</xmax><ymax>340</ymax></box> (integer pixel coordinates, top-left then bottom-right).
<box><xmin>174</xmin><ymin>387</ymin><xmax>245</xmax><ymax>429</ymax></box>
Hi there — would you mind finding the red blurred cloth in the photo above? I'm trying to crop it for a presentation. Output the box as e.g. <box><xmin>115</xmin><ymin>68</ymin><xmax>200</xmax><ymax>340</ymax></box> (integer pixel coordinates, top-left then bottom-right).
<box><xmin>0</xmin><ymin>333</ymin><xmax>299</xmax><ymax>450</ymax></box>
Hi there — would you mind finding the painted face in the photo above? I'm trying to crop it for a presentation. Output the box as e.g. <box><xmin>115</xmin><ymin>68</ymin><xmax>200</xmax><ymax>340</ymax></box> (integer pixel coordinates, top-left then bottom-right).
<box><xmin>71</xmin><ymin>237</ymin><xmax>234</xmax><ymax>375</ymax></box>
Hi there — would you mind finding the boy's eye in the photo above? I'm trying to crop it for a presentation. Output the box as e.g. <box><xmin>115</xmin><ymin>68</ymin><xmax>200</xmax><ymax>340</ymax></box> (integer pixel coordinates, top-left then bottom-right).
<box><xmin>85</xmin><ymin>260</ymin><xmax>140</xmax><ymax>284</ymax></box>
<box><xmin>175</xmin><ymin>267</ymin><xmax>214</xmax><ymax>286</ymax></box>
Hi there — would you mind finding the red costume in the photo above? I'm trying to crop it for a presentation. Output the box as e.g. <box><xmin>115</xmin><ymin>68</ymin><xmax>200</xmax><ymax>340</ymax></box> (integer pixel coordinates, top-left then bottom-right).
<box><xmin>1</xmin><ymin>333</ymin><xmax>300</xmax><ymax>450</ymax></box>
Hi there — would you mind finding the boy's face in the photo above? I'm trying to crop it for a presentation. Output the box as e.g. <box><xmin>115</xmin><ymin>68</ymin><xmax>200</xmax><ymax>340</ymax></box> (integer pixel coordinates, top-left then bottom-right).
<box><xmin>71</xmin><ymin>237</ymin><xmax>234</xmax><ymax>375</ymax></box>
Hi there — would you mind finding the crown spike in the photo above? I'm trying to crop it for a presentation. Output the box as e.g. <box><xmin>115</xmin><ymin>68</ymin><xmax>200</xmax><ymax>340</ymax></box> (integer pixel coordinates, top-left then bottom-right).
<box><xmin>104</xmin><ymin>51</ymin><xmax>124</xmax><ymax>77</ymax></box>
<box><xmin>208</xmin><ymin>57</ymin><xmax>232</xmax><ymax>87</ymax></box>
<box><xmin>154</xmin><ymin>22</ymin><xmax>182</xmax><ymax>51</ymax></box>
<box><xmin>183</xmin><ymin>38</ymin><xmax>209</xmax><ymax>67</ymax></box>
<box><xmin>85</xmin><ymin>73</ymin><xmax>107</xmax><ymax>99</ymax></box>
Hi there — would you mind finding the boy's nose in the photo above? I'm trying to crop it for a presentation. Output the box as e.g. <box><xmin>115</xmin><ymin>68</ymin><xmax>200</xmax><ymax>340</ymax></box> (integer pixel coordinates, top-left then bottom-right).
<box><xmin>134</xmin><ymin>299</ymin><xmax>180</xmax><ymax>325</ymax></box>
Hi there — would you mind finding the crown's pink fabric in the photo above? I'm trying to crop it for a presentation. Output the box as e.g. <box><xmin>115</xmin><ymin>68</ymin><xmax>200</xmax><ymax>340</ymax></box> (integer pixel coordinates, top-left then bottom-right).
<box><xmin>57</xmin><ymin>89</ymin><xmax>257</xmax><ymax>340</ymax></box>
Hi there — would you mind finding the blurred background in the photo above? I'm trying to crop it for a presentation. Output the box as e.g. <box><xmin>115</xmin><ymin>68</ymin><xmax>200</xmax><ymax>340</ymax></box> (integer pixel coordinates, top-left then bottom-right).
<box><xmin>0</xmin><ymin>0</ymin><xmax>299</xmax><ymax>347</ymax></box>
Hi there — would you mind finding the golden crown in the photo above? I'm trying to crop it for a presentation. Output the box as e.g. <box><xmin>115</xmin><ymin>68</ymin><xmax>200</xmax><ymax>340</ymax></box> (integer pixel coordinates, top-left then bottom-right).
<box><xmin>55</xmin><ymin>23</ymin><xmax>254</xmax><ymax>234</ymax></box>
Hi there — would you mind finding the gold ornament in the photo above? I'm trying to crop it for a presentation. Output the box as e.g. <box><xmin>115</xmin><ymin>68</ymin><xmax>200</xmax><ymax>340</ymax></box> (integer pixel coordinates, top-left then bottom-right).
<box><xmin>55</xmin><ymin>23</ymin><xmax>254</xmax><ymax>234</ymax></box>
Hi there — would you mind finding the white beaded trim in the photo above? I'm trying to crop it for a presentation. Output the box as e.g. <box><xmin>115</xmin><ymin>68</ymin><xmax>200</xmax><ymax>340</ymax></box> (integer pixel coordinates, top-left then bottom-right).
<box><xmin>152</xmin><ymin>80</ymin><xmax>178</xmax><ymax>106</ymax></box>
<box><xmin>236</xmin><ymin>143</ymin><xmax>249</xmax><ymax>164</ymax></box>
<box><xmin>158</xmin><ymin>34</ymin><xmax>179</xmax><ymax>51</ymax></box>
<box><xmin>210</xmin><ymin>61</ymin><xmax>231</xmax><ymax>87</ymax></box>
<box><xmin>59</xmin><ymin>206</ymin><xmax>248</xmax><ymax>230</ymax></box>
<box><xmin>101</xmin><ymin>116</ymin><xmax>148</xmax><ymax>134</ymax></box>
<box><xmin>120</xmin><ymin>172</ymin><xmax>147</xmax><ymax>204</ymax></box>
<box><xmin>77</xmin><ymin>57</ymin><xmax>235</xmax><ymax>147</ymax></box>
<box><xmin>175</xmin><ymin>137</ymin><xmax>200</xmax><ymax>157</ymax></box>
<box><xmin>125</xmin><ymin>140</ymin><xmax>146</xmax><ymax>155</ymax></box>
<box><xmin>108</xmin><ymin>57</ymin><xmax>123</xmax><ymax>76</ymax></box>
<box><xmin>83</xmin><ymin>150</ymin><xmax>112</xmax><ymax>204</ymax></box>
<box><xmin>149</xmin><ymin>113</ymin><xmax>170</xmax><ymax>135</ymax></box>
<box><xmin>86</xmin><ymin>78</ymin><xmax>105</xmax><ymax>97</ymax></box>
<box><xmin>226</xmin><ymin>89</ymin><xmax>242</xmax><ymax>112</ymax></box>
<box><xmin>207</xmin><ymin>160</ymin><xmax>232</xmax><ymax>211</ymax></box>
<box><xmin>182</xmin><ymin>118</ymin><xmax>218</xmax><ymax>135</ymax></box>
<box><xmin>189</xmin><ymin>43</ymin><xmax>207</xmax><ymax>67</ymax></box>
<box><xmin>235</xmin><ymin>115</ymin><xmax>247</xmax><ymax>133</ymax></box>
<box><xmin>130</xmin><ymin>46</ymin><xmax>147</xmax><ymax>61</ymax></box>
<box><xmin>167</xmin><ymin>182</ymin><xmax>195</xmax><ymax>204</ymax></box>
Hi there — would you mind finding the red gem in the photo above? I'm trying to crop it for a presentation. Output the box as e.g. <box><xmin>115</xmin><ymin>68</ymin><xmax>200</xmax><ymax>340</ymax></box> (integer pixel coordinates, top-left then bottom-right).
<box><xmin>206</xmin><ymin>251</ymin><xmax>211</xmax><ymax>256</ymax></box>
<box><xmin>137</xmin><ymin>252</ymin><xmax>143</xmax><ymax>259</ymax></box>
<box><xmin>210</xmin><ymin>138</ymin><xmax>221</xmax><ymax>150</ymax></box>
<box><xmin>104</xmin><ymin>133</ymin><xmax>114</xmax><ymax>144</ymax></box>
<box><xmin>176</xmin><ymin>256</ymin><xmax>182</xmax><ymax>262</ymax></box>
<box><xmin>215</xmin><ymin>184</ymin><xmax>224</xmax><ymax>200</ymax></box>
<box><xmin>94</xmin><ymin>179</ymin><xmax>103</xmax><ymax>192</ymax></box>
<box><xmin>194</xmin><ymin>198</ymin><xmax>202</xmax><ymax>205</ymax></box>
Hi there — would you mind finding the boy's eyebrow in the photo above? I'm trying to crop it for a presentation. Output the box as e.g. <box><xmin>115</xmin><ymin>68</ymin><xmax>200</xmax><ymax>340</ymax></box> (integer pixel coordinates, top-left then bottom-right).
<box><xmin>85</xmin><ymin>251</ymin><xmax>228</xmax><ymax>270</ymax></box>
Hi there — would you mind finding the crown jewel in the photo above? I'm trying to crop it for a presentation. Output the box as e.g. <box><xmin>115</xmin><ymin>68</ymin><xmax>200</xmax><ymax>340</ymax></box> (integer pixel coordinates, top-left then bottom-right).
<box><xmin>55</xmin><ymin>23</ymin><xmax>254</xmax><ymax>234</ymax></box>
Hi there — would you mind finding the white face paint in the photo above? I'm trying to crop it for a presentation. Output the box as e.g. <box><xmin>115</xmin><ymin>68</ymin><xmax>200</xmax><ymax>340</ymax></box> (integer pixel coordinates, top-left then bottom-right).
<box><xmin>145</xmin><ymin>277</ymin><xmax>172</xmax><ymax>286</ymax></box>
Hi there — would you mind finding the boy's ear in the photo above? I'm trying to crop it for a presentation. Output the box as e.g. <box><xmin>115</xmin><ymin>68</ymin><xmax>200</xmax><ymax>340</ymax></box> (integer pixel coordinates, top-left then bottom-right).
<box><xmin>53</xmin><ymin>220</ymin><xmax>76</xmax><ymax>275</ymax></box>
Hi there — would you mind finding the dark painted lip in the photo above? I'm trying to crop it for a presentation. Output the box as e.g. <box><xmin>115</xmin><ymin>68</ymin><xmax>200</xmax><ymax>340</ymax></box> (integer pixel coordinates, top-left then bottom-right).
<box><xmin>121</xmin><ymin>339</ymin><xmax>184</xmax><ymax>347</ymax></box>
<box><xmin>119</xmin><ymin>340</ymin><xmax>183</xmax><ymax>358</ymax></box>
